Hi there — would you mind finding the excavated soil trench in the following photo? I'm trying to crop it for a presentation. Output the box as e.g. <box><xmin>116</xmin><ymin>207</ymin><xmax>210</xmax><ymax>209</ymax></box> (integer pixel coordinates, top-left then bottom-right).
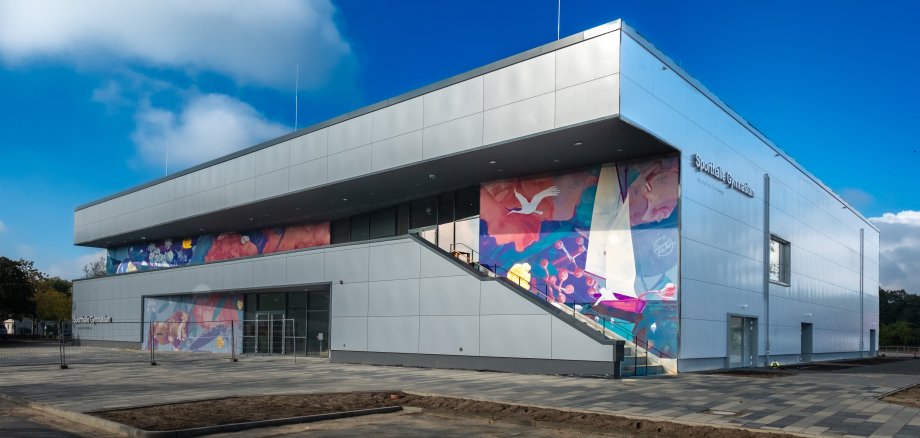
<box><xmin>92</xmin><ymin>391</ymin><xmax>803</xmax><ymax>437</ymax></box>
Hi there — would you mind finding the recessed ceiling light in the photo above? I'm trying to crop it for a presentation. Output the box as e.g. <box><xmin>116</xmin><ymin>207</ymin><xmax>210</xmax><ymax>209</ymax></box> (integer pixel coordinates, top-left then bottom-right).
<box><xmin>488</xmin><ymin>160</ymin><xmax>497</xmax><ymax>165</ymax></box>
<box><xmin>249</xmin><ymin>217</ymin><xmax>254</xmax><ymax>221</ymax></box>
<box><xmin>616</xmin><ymin>148</ymin><xmax>623</xmax><ymax>152</ymax></box>
<box><xmin>498</xmin><ymin>169</ymin><xmax>504</xmax><ymax>172</ymax></box>
<box><xmin>554</xmin><ymin>159</ymin><xmax>560</xmax><ymax>163</ymax></box>
<box><xmin>573</xmin><ymin>141</ymin><xmax>583</xmax><ymax>146</ymax></box>
<box><xmin>140</xmin><ymin>236</ymin><xmax>146</xmax><ymax>240</ymax></box>
<box><xmin>342</xmin><ymin>197</ymin><xmax>348</xmax><ymax>202</ymax></box>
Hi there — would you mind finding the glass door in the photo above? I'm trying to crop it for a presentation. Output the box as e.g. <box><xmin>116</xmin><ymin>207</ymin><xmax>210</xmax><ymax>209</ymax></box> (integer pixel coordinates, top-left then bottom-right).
<box><xmin>728</xmin><ymin>316</ymin><xmax>757</xmax><ymax>368</ymax></box>
<box><xmin>254</xmin><ymin>312</ymin><xmax>285</xmax><ymax>354</ymax></box>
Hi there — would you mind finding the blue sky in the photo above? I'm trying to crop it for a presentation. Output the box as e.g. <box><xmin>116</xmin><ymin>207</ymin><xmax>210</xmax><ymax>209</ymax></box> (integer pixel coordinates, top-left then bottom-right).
<box><xmin>0</xmin><ymin>0</ymin><xmax>917</xmax><ymax>290</ymax></box>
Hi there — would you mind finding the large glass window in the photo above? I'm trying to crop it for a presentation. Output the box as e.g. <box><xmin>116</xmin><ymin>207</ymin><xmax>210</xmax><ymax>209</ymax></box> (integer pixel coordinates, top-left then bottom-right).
<box><xmin>410</xmin><ymin>197</ymin><xmax>438</xmax><ymax>230</ymax></box>
<box><xmin>350</xmin><ymin>213</ymin><xmax>370</xmax><ymax>242</ymax></box>
<box><xmin>369</xmin><ymin>207</ymin><xmax>396</xmax><ymax>239</ymax></box>
<box><xmin>769</xmin><ymin>235</ymin><xmax>791</xmax><ymax>285</ymax></box>
<box><xmin>331</xmin><ymin>218</ymin><xmax>350</xmax><ymax>244</ymax></box>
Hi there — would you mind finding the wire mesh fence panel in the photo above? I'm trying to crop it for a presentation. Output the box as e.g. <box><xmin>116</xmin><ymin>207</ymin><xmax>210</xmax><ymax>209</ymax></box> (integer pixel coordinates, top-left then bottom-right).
<box><xmin>66</xmin><ymin>322</ymin><xmax>150</xmax><ymax>365</ymax></box>
<box><xmin>147</xmin><ymin>319</ymin><xmax>240</xmax><ymax>364</ymax></box>
<box><xmin>0</xmin><ymin>321</ymin><xmax>68</xmax><ymax>367</ymax></box>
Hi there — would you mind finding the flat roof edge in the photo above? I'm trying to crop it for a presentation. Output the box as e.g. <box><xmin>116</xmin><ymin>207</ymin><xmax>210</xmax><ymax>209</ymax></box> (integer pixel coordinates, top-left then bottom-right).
<box><xmin>75</xmin><ymin>20</ymin><xmax>623</xmax><ymax>212</ymax></box>
<box><xmin>618</xmin><ymin>23</ymin><xmax>879</xmax><ymax>233</ymax></box>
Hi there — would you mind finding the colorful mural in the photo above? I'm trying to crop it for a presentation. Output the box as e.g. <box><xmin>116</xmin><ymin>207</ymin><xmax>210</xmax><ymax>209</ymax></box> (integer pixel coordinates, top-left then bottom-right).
<box><xmin>108</xmin><ymin>222</ymin><xmax>330</xmax><ymax>275</ymax></box>
<box><xmin>479</xmin><ymin>157</ymin><xmax>680</xmax><ymax>356</ymax></box>
<box><xmin>143</xmin><ymin>293</ymin><xmax>243</xmax><ymax>353</ymax></box>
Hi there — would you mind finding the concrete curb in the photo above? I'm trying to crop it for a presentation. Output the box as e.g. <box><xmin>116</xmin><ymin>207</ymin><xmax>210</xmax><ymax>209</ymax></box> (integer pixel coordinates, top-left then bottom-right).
<box><xmin>400</xmin><ymin>391</ymin><xmax>820</xmax><ymax>438</ymax></box>
<box><xmin>0</xmin><ymin>392</ymin><xmax>139</xmax><ymax>436</ymax></box>
<box><xmin>0</xmin><ymin>392</ymin><xmax>402</xmax><ymax>437</ymax></box>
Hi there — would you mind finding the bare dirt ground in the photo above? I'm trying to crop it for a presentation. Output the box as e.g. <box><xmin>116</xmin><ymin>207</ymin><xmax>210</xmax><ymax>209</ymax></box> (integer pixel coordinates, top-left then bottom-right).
<box><xmin>92</xmin><ymin>391</ymin><xmax>803</xmax><ymax>437</ymax></box>
<box><xmin>882</xmin><ymin>384</ymin><xmax>920</xmax><ymax>408</ymax></box>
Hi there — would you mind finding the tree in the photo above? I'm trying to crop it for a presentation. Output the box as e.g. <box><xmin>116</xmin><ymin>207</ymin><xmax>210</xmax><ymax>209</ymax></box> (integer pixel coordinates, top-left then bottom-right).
<box><xmin>83</xmin><ymin>253</ymin><xmax>107</xmax><ymax>279</ymax></box>
<box><xmin>0</xmin><ymin>257</ymin><xmax>38</xmax><ymax>320</ymax></box>
<box><xmin>34</xmin><ymin>276</ymin><xmax>72</xmax><ymax>321</ymax></box>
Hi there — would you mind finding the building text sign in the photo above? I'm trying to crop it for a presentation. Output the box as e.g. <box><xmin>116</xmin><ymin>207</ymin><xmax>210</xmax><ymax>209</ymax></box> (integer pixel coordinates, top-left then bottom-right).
<box><xmin>692</xmin><ymin>154</ymin><xmax>755</xmax><ymax>198</ymax></box>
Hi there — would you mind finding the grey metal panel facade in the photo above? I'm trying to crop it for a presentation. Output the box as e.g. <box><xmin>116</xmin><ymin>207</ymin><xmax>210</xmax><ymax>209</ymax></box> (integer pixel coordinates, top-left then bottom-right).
<box><xmin>73</xmin><ymin>26</ymin><xmax>623</xmax><ymax>244</ymax></box>
<box><xmin>617</xmin><ymin>30</ymin><xmax>878</xmax><ymax>368</ymax></box>
<box><xmin>72</xmin><ymin>237</ymin><xmax>616</xmax><ymax>363</ymax></box>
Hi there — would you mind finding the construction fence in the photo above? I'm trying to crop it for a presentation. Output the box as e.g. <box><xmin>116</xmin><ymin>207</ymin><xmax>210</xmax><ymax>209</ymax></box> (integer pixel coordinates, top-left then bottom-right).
<box><xmin>0</xmin><ymin>319</ymin><xmax>326</xmax><ymax>368</ymax></box>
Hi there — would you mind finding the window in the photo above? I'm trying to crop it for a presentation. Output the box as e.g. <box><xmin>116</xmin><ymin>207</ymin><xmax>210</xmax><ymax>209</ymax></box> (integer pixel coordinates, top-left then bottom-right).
<box><xmin>769</xmin><ymin>235</ymin><xmax>790</xmax><ymax>285</ymax></box>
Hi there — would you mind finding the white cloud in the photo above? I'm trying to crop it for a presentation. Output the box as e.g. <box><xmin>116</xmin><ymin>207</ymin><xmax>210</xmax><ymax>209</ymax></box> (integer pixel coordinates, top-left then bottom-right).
<box><xmin>0</xmin><ymin>219</ymin><xmax>6</xmax><ymax>233</ymax></box>
<box><xmin>133</xmin><ymin>93</ymin><xmax>288</xmax><ymax>170</ymax></box>
<box><xmin>46</xmin><ymin>250</ymin><xmax>106</xmax><ymax>280</ymax></box>
<box><xmin>0</xmin><ymin>0</ymin><xmax>352</xmax><ymax>89</ymax></box>
<box><xmin>871</xmin><ymin>210</ymin><xmax>920</xmax><ymax>294</ymax></box>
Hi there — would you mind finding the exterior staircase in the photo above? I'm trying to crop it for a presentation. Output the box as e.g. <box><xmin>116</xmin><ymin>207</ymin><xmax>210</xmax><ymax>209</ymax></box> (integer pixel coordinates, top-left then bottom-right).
<box><xmin>410</xmin><ymin>234</ymin><xmax>676</xmax><ymax>377</ymax></box>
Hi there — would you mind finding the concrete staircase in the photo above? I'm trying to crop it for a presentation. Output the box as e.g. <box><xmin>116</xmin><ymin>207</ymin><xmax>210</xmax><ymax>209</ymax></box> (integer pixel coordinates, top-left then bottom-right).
<box><xmin>410</xmin><ymin>234</ymin><xmax>676</xmax><ymax>377</ymax></box>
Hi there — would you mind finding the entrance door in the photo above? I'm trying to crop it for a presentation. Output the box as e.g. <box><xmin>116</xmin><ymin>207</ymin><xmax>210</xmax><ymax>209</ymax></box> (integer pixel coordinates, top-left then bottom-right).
<box><xmin>728</xmin><ymin>316</ymin><xmax>757</xmax><ymax>368</ymax></box>
<box><xmin>254</xmin><ymin>312</ymin><xmax>285</xmax><ymax>354</ymax></box>
<box><xmin>801</xmin><ymin>323</ymin><xmax>813</xmax><ymax>362</ymax></box>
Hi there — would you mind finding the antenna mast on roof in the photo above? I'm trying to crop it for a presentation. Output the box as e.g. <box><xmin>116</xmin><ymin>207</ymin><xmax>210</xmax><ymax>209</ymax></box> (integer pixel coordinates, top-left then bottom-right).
<box><xmin>557</xmin><ymin>0</ymin><xmax>561</xmax><ymax>40</ymax></box>
<box><xmin>165</xmin><ymin>133</ymin><xmax>169</xmax><ymax>176</ymax></box>
<box><xmin>294</xmin><ymin>64</ymin><xmax>299</xmax><ymax>131</ymax></box>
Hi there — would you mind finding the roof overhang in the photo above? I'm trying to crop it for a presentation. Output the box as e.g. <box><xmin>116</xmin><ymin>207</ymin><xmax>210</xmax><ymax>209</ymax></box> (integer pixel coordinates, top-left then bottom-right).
<box><xmin>83</xmin><ymin>116</ymin><xmax>677</xmax><ymax>248</ymax></box>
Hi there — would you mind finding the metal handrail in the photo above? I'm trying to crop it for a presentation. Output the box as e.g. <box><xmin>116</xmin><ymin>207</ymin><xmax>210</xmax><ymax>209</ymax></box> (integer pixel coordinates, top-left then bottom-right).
<box><xmin>446</xmin><ymin>243</ymin><xmax>672</xmax><ymax>362</ymax></box>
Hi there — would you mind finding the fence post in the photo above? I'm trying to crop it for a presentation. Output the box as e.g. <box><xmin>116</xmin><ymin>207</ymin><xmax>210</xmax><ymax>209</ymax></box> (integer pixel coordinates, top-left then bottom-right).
<box><xmin>59</xmin><ymin>321</ymin><xmax>68</xmax><ymax>369</ymax></box>
<box><xmin>230</xmin><ymin>320</ymin><xmax>238</xmax><ymax>362</ymax></box>
<box><xmin>149</xmin><ymin>322</ymin><xmax>157</xmax><ymax>366</ymax></box>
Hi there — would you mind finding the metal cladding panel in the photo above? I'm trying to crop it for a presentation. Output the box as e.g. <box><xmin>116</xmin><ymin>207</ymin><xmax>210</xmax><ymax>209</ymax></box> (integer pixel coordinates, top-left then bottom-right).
<box><xmin>483</xmin><ymin>52</ymin><xmax>555</xmax><ymax>110</ymax></box>
<box><xmin>195</xmin><ymin>264</ymin><xmax>223</xmax><ymax>291</ymax></box>
<box><xmin>330</xmin><ymin>282</ymin><xmax>369</xmax><ymax>317</ymax></box>
<box><xmin>482</xmin><ymin>93</ymin><xmax>555</xmax><ymax>145</ymax></box>
<box><xmin>679</xmin><ymin>318</ymin><xmax>727</xmax><ymax>358</ymax></box>
<box><xmin>368</xmin><ymin>241</ymin><xmax>421</xmax><ymax>282</ymax></box>
<box><xmin>226</xmin><ymin>178</ymin><xmax>255</xmax><ymax>207</ymax></box>
<box><xmin>327</xmin><ymin>113</ymin><xmax>373</xmax><ymax>155</ymax></box>
<box><xmin>681</xmin><ymin>237</ymin><xmax>762</xmax><ymax>294</ymax></box>
<box><xmin>372</xmin><ymin>97</ymin><xmax>423</xmax><ymax>142</ymax></box>
<box><xmin>555</xmin><ymin>31</ymin><xmax>620</xmax><ymax>89</ymax></box>
<box><xmin>324</xmin><ymin>245</ymin><xmax>370</xmax><ymax>284</ymax></box>
<box><xmin>290</xmin><ymin>129</ymin><xmax>328</xmax><ymax>164</ymax></box>
<box><xmin>174</xmin><ymin>173</ymin><xmax>199</xmax><ymax>199</ymax></box>
<box><xmin>326</xmin><ymin>144</ymin><xmax>372</xmax><ymax>182</ymax></box>
<box><xmin>198</xmin><ymin>186</ymin><xmax>227</xmax><ymax>213</ymax></box>
<box><xmin>226</xmin><ymin>153</ymin><xmax>256</xmax><ymax>184</ymax></box>
<box><xmin>419</xmin><ymin>250</ymin><xmax>470</xmax><ymax>279</ymax></box>
<box><xmin>368</xmin><ymin>279</ymin><xmax>420</xmax><ymax>317</ymax></box>
<box><xmin>254</xmin><ymin>141</ymin><xmax>289</xmax><ymax>175</ymax></box>
<box><xmin>479</xmin><ymin>280</ymin><xmax>546</xmax><ymax>315</ymax></box>
<box><xmin>289</xmin><ymin>158</ymin><xmax>327</xmax><ymax>192</ymax></box>
<box><xmin>173</xmin><ymin>194</ymin><xmax>198</xmax><ymax>219</ymax></box>
<box><xmin>198</xmin><ymin>162</ymin><xmax>226</xmax><ymax>191</ymax></box>
<box><xmin>251</xmin><ymin>255</ymin><xmax>287</xmax><ymax>287</ymax></box>
<box><xmin>550</xmin><ymin>317</ymin><xmax>614</xmax><ymax>362</ymax></box>
<box><xmin>285</xmin><ymin>252</ymin><xmax>325</xmax><ymax>284</ymax></box>
<box><xmin>367</xmin><ymin>316</ymin><xmax>419</xmax><ymax>353</ymax></box>
<box><xmin>371</xmin><ymin>130</ymin><xmax>424</xmax><ymax>172</ymax></box>
<box><xmin>221</xmin><ymin>261</ymin><xmax>253</xmax><ymax>289</ymax></box>
<box><xmin>421</xmin><ymin>113</ymin><xmax>483</xmax><ymax>160</ymax></box>
<box><xmin>681</xmin><ymin>198</ymin><xmax>763</xmax><ymax>263</ymax></box>
<box><xmin>554</xmin><ymin>74</ymin><xmax>619</xmax><ymax>128</ymax></box>
<box><xmin>254</xmin><ymin>168</ymin><xmax>289</xmax><ymax>199</ymax></box>
<box><xmin>171</xmin><ymin>266</ymin><xmax>198</xmax><ymax>293</ymax></box>
<box><xmin>680</xmin><ymin>278</ymin><xmax>764</xmax><ymax>321</ymax></box>
<box><xmin>331</xmin><ymin>316</ymin><xmax>368</xmax><ymax>351</ymax></box>
<box><xmin>423</xmin><ymin>77</ymin><xmax>483</xmax><ymax>127</ymax></box>
<box><xmin>419</xmin><ymin>275</ymin><xmax>480</xmax><ymax>316</ymax></box>
<box><xmin>418</xmin><ymin>315</ymin><xmax>480</xmax><ymax>356</ymax></box>
<box><xmin>480</xmin><ymin>314</ymin><xmax>551</xmax><ymax>359</ymax></box>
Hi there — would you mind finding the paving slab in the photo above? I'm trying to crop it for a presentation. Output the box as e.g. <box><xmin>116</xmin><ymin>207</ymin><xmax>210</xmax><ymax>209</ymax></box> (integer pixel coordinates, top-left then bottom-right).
<box><xmin>0</xmin><ymin>355</ymin><xmax>919</xmax><ymax>436</ymax></box>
